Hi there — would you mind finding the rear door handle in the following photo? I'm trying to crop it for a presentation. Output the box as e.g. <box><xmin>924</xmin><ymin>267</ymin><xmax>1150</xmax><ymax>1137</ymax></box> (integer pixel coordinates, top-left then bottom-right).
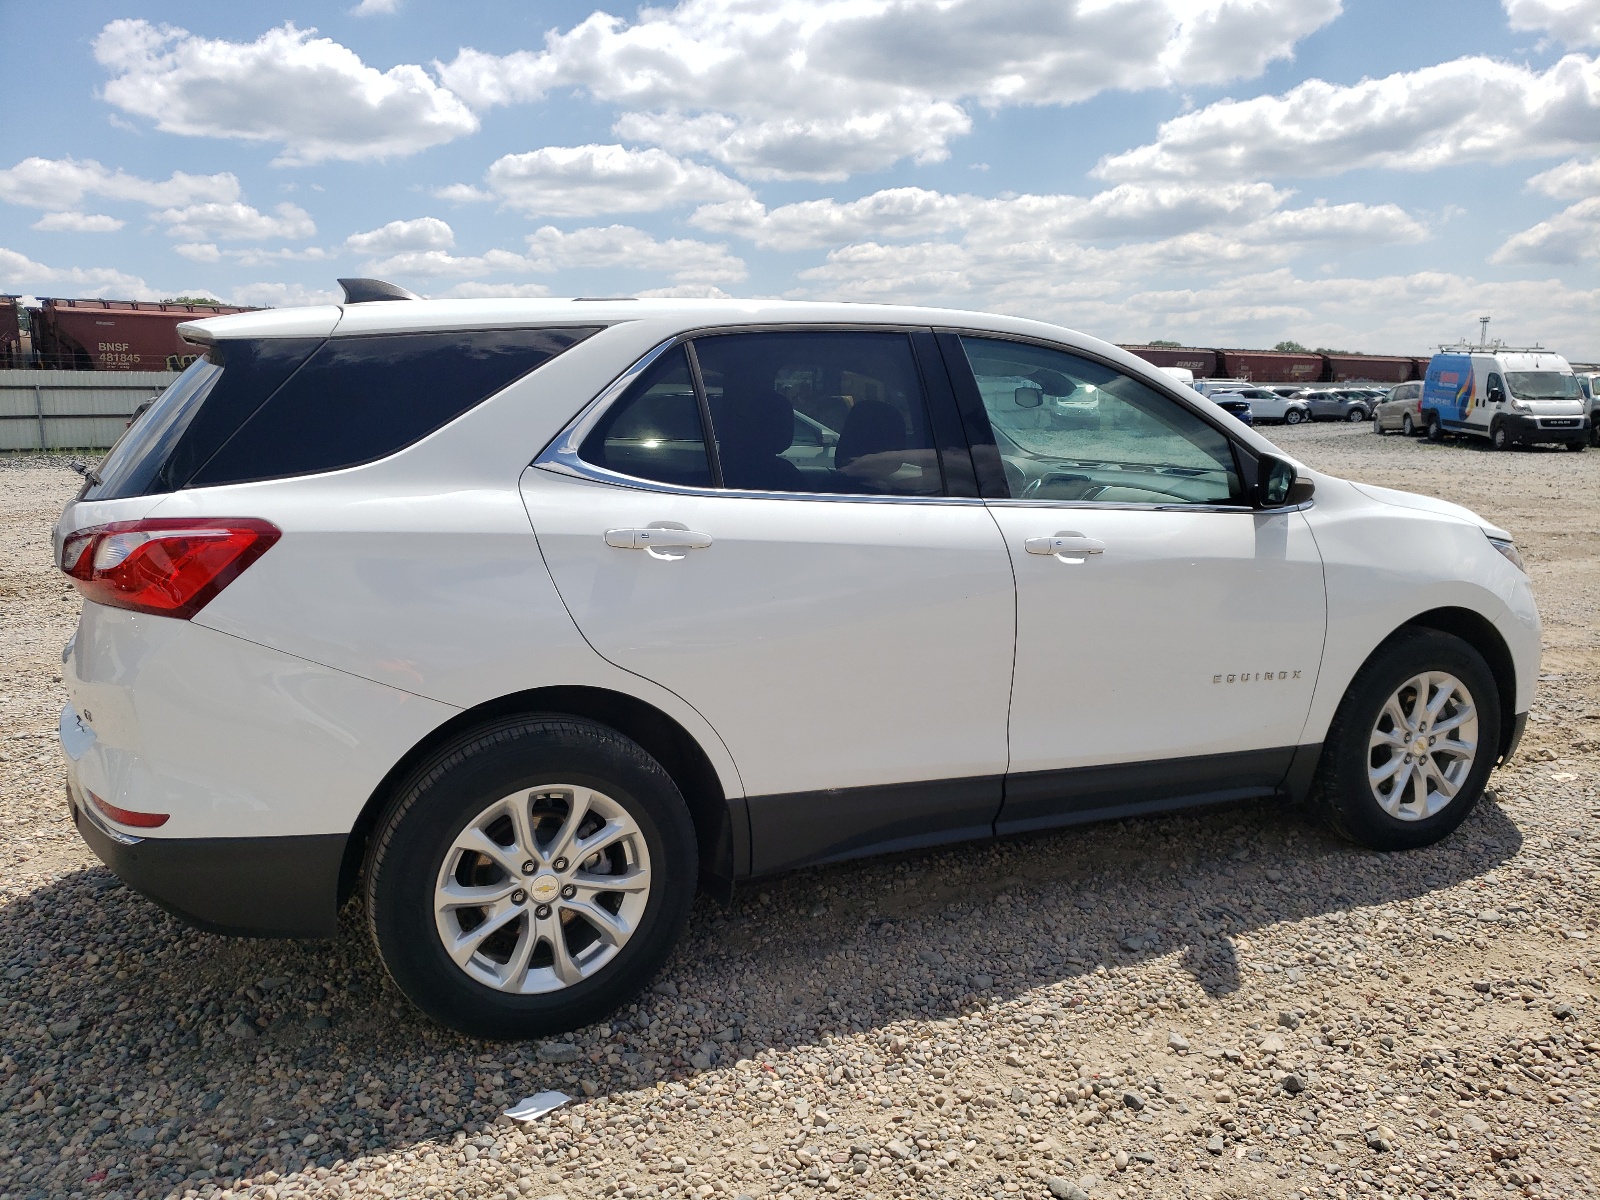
<box><xmin>1025</xmin><ymin>533</ymin><xmax>1104</xmax><ymax>557</ymax></box>
<box><xmin>604</xmin><ymin>527</ymin><xmax>713</xmax><ymax>550</ymax></box>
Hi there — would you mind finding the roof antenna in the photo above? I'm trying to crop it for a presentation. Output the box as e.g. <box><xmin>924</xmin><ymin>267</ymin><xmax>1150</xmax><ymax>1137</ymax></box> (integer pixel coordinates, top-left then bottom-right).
<box><xmin>338</xmin><ymin>278</ymin><xmax>421</xmax><ymax>304</ymax></box>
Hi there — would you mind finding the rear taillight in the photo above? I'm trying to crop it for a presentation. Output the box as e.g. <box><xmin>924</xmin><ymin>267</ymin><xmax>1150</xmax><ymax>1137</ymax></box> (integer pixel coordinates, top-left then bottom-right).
<box><xmin>60</xmin><ymin>517</ymin><xmax>280</xmax><ymax>619</ymax></box>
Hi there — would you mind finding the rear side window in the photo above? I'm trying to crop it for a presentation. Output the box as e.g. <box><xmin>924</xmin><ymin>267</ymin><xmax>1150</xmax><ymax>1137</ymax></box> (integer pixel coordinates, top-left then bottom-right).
<box><xmin>189</xmin><ymin>327</ymin><xmax>599</xmax><ymax>488</ymax></box>
<box><xmin>578</xmin><ymin>346</ymin><xmax>714</xmax><ymax>488</ymax></box>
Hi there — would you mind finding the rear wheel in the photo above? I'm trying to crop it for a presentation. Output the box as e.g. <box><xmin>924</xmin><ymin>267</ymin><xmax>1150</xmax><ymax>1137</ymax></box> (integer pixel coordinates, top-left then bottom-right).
<box><xmin>1426</xmin><ymin>414</ymin><xmax>1444</xmax><ymax>442</ymax></box>
<box><xmin>1311</xmin><ymin>629</ymin><xmax>1499</xmax><ymax>851</ymax></box>
<box><xmin>365</xmin><ymin>716</ymin><xmax>697</xmax><ymax>1039</ymax></box>
<box><xmin>1401</xmin><ymin>414</ymin><xmax>1415</xmax><ymax>437</ymax></box>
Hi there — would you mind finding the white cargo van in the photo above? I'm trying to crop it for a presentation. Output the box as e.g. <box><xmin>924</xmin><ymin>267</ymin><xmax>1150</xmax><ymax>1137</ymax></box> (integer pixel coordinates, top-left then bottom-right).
<box><xmin>1420</xmin><ymin>350</ymin><xmax>1588</xmax><ymax>450</ymax></box>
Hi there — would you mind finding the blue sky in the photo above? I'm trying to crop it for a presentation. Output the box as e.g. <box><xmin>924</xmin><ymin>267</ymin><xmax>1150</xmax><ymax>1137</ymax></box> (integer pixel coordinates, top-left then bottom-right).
<box><xmin>2</xmin><ymin>0</ymin><xmax>1597</xmax><ymax>357</ymax></box>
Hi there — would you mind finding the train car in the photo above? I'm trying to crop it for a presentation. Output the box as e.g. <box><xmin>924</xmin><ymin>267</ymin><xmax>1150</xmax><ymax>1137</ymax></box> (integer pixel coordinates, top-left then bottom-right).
<box><xmin>30</xmin><ymin>298</ymin><xmax>255</xmax><ymax>371</ymax></box>
<box><xmin>0</xmin><ymin>298</ymin><xmax>21</xmax><ymax>370</ymax></box>
<box><xmin>1215</xmin><ymin>348</ymin><xmax>1323</xmax><ymax>385</ymax></box>
<box><xmin>1324</xmin><ymin>354</ymin><xmax>1416</xmax><ymax>384</ymax></box>
<box><xmin>1118</xmin><ymin>344</ymin><xmax>1221</xmax><ymax>377</ymax></box>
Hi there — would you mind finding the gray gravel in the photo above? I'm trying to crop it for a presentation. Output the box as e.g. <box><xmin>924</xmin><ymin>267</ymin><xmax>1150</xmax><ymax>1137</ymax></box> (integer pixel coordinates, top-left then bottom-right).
<box><xmin>2</xmin><ymin>427</ymin><xmax>1597</xmax><ymax>1200</ymax></box>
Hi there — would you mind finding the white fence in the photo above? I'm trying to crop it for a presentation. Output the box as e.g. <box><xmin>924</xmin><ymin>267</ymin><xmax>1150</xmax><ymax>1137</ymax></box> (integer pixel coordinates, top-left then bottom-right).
<box><xmin>0</xmin><ymin>370</ymin><xmax>178</xmax><ymax>451</ymax></box>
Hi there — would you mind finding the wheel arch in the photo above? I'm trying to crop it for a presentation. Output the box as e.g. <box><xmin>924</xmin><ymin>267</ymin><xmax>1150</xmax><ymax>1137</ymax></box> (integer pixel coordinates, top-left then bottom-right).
<box><xmin>338</xmin><ymin>685</ymin><xmax>746</xmax><ymax>909</ymax></box>
<box><xmin>1395</xmin><ymin>606</ymin><xmax>1519</xmax><ymax>761</ymax></box>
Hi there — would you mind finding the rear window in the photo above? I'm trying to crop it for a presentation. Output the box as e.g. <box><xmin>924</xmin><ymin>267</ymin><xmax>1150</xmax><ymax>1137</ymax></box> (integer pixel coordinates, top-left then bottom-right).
<box><xmin>191</xmin><ymin>327</ymin><xmax>600</xmax><ymax>488</ymax></box>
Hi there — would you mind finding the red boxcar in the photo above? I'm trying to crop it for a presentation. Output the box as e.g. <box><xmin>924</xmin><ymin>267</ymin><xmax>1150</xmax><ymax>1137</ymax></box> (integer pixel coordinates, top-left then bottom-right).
<box><xmin>0</xmin><ymin>297</ymin><xmax>21</xmax><ymax>369</ymax></box>
<box><xmin>30</xmin><ymin>298</ymin><xmax>256</xmax><ymax>371</ymax></box>
<box><xmin>1118</xmin><ymin>345</ymin><xmax>1222</xmax><ymax>377</ymax></box>
<box><xmin>1325</xmin><ymin>354</ymin><xmax>1416</xmax><ymax>384</ymax></box>
<box><xmin>1215</xmin><ymin>349</ymin><xmax>1323</xmax><ymax>384</ymax></box>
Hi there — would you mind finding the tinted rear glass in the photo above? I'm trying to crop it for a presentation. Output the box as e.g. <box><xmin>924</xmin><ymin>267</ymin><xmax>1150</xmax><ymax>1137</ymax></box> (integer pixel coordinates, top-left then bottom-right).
<box><xmin>85</xmin><ymin>337</ymin><xmax>325</xmax><ymax>499</ymax></box>
<box><xmin>189</xmin><ymin>326</ymin><xmax>599</xmax><ymax>488</ymax></box>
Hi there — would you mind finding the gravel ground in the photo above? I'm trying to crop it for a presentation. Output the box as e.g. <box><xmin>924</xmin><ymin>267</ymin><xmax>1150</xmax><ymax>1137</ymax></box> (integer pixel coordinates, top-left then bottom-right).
<box><xmin>1</xmin><ymin>427</ymin><xmax>1597</xmax><ymax>1200</ymax></box>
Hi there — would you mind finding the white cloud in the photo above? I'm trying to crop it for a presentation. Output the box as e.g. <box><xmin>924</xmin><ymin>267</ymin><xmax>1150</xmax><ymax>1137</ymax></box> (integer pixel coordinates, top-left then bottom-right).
<box><xmin>1505</xmin><ymin>0</ymin><xmax>1600</xmax><ymax>46</ymax></box>
<box><xmin>366</xmin><ymin>248</ymin><xmax>536</xmax><ymax>278</ymax></box>
<box><xmin>1096</xmin><ymin>53</ymin><xmax>1600</xmax><ymax>181</ymax></box>
<box><xmin>695</xmin><ymin>183</ymin><xmax>1299</xmax><ymax>251</ymax></box>
<box><xmin>436</xmin><ymin>0</ymin><xmax>1342</xmax><ymax>180</ymax></box>
<box><xmin>1527</xmin><ymin>155</ymin><xmax>1600</xmax><ymax>196</ymax></box>
<box><xmin>444</xmin><ymin>145</ymin><xmax>750</xmax><ymax>216</ymax></box>
<box><xmin>524</xmin><ymin>225</ymin><xmax>746</xmax><ymax>282</ymax></box>
<box><xmin>154</xmin><ymin>202</ymin><xmax>316</xmax><ymax>241</ymax></box>
<box><xmin>345</xmin><ymin>217</ymin><xmax>455</xmax><ymax>254</ymax></box>
<box><xmin>94</xmin><ymin>20</ymin><xmax>478</xmax><ymax>165</ymax></box>
<box><xmin>174</xmin><ymin>242</ymin><xmax>222</xmax><ymax>263</ymax></box>
<box><xmin>0</xmin><ymin>247</ymin><xmax>160</xmax><ymax>299</ymax></box>
<box><xmin>351</xmin><ymin>0</ymin><xmax>401</xmax><ymax>14</ymax></box>
<box><xmin>366</xmin><ymin>225</ymin><xmax>746</xmax><ymax>286</ymax></box>
<box><xmin>0</xmin><ymin>156</ymin><xmax>238</xmax><ymax>210</ymax></box>
<box><xmin>438</xmin><ymin>281</ymin><xmax>552</xmax><ymax>298</ymax></box>
<box><xmin>1492</xmin><ymin>197</ymin><xmax>1600</xmax><ymax>263</ymax></box>
<box><xmin>228</xmin><ymin>281</ymin><xmax>343</xmax><ymax>307</ymax></box>
<box><xmin>31</xmin><ymin>212</ymin><xmax>125</xmax><ymax>233</ymax></box>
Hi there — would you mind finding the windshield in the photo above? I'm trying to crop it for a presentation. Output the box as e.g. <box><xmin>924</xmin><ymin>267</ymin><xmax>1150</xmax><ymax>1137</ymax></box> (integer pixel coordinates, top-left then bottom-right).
<box><xmin>1505</xmin><ymin>371</ymin><xmax>1579</xmax><ymax>400</ymax></box>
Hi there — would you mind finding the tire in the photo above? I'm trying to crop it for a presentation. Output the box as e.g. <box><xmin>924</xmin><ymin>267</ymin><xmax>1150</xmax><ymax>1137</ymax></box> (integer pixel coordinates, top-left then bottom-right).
<box><xmin>365</xmin><ymin>716</ymin><xmax>698</xmax><ymax>1039</ymax></box>
<box><xmin>1284</xmin><ymin>408</ymin><xmax>1305</xmax><ymax>425</ymax></box>
<box><xmin>1401</xmin><ymin>414</ymin><xmax>1415</xmax><ymax>437</ymax></box>
<box><xmin>1347</xmin><ymin>407</ymin><xmax>1367</xmax><ymax>422</ymax></box>
<box><xmin>1490</xmin><ymin>420</ymin><xmax>1510</xmax><ymax>451</ymax></box>
<box><xmin>1568</xmin><ymin>440</ymin><xmax>1587</xmax><ymax>452</ymax></box>
<box><xmin>1372</xmin><ymin>415</ymin><xmax>1384</xmax><ymax>434</ymax></box>
<box><xmin>1310</xmin><ymin>629</ymin><xmax>1500</xmax><ymax>851</ymax></box>
<box><xmin>1426</xmin><ymin>414</ymin><xmax>1443</xmax><ymax>442</ymax></box>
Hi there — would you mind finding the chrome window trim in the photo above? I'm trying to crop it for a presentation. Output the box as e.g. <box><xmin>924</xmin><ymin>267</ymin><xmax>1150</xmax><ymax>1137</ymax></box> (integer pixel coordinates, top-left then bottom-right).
<box><xmin>986</xmin><ymin>498</ymin><xmax>1312</xmax><ymax>514</ymax></box>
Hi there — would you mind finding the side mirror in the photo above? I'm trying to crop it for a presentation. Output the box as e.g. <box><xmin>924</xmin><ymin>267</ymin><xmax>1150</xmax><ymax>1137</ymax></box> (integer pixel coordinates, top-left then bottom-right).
<box><xmin>1257</xmin><ymin>455</ymin><xmax>1315</xmax><ymax>507</ymax></box>
<box><xmin>1487</xmin><ymin>385</ymin><xmax>1504</xmax><ymax>403</ymax></box>
<box><xmin>1013</xmin><ymin>386</ymin><xmax>1044</xmax><ymax>409</ymax></box>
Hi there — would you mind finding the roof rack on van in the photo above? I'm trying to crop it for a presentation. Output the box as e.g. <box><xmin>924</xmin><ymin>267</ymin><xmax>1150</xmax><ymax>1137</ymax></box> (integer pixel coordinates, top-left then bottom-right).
<box><xmin>338</xmin><ymin>278</ymin><xmax>421</xmax><ymax>304</ymax></box>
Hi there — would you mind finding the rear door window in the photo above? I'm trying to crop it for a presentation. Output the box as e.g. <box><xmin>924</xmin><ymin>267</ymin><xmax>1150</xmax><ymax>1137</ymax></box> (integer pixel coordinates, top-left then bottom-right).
<box><xmin>189</xmin><ymin>327</ymin><xmax>599</xmax><ymax>488</ymax></box>
<box><xmin>578</xmin><ymin>346</ymin><xmax>713</xmax><ymax>488</ymax></box>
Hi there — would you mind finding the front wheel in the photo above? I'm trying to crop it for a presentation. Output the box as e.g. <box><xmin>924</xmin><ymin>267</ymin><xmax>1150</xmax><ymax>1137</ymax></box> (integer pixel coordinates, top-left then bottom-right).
<box><xmin>365</xmin><ymin>716</ymin><xmax>698</xmax><ymax>1039</ymax></box>
<box><xmin>1311</xmin><ymin>629</ymin><xmax>1500</xmax><ymax>851</ymax></box>
<box><xmin>1347</xmin><ymin>407</ymin><xmax>1367</xmax><ymax>422</ymax></box>
<box><xmin>1284</xmin><ymin>408</ymin><xmax>1305</xmax><ymax>425</ymax></box>
<box><xmin>1490</xmin><ymin>421</ymin><xmax>1510</xmax><ymax>451</ymax></box>
<box><xmin>1372</xmin><ymin>415</ymin><xmax>1384</xmax><ymax>434</ymax></box>
<box><xmin>1567</xmin><ymin>440</ymin><xmax>1587</xmax><ymax>453</ymax></box>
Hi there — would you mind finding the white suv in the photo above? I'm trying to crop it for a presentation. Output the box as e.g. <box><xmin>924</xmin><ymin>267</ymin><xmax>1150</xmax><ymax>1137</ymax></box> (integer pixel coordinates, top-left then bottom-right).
<box><xmin>56</xmin><ymin>285</ymin><xmax>1540</xmax><ymax>1038</ymax></box>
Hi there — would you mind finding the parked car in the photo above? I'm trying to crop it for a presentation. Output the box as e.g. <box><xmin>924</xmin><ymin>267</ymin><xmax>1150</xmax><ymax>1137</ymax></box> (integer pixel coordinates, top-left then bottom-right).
<box><xmin>1219</xmin><ymin>387</ymin><xmax>1310</xmax><ymax>425</ymax></box>
<box><xmin>56</xmin><ymin>286</ymin><xmax>1540</xmax><ymax>1039</ymax></box>
<box><xmin>1213</xmin><ymin>395</ymin><xmax>1254</xmax><ymax>426</ymax></box>
<box><xmin>1372</xmin><ymin>381</ymin><xmax>1425</xmax><ymax>435</ymax></box>
<box><xmin>1421</xmin><ymin>350</ymin><xmax>1588</xmax><ymax>450</ymax></box>
<box><xmin>1302</xmin><ymin>389</ymin><xmax>1372</xmax><ymax>422</ymax></box>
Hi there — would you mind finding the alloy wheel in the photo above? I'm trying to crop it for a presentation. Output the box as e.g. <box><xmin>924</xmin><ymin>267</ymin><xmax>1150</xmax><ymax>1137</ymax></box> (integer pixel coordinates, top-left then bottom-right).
<box><xmin>433</xmin><ymin>785</ymin><xmax>652</xmax><ymax>994</ymax></box>
<box><xmin>1366</xmin><ymin>671</ymin><xmax>1478</xmax><ymax>822</ymax></box>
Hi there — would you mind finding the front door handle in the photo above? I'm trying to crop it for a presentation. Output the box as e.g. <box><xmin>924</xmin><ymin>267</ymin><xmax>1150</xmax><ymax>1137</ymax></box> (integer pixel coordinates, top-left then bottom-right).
<box><xmin>604</xmin><ymin>527</ymin><xmax>713</xmax><ymax>550</ymax></box>
<box><xmin>1025</xmin><ymin>533</ymin><xmax>1104</xmax><ymax>558</ymax></box>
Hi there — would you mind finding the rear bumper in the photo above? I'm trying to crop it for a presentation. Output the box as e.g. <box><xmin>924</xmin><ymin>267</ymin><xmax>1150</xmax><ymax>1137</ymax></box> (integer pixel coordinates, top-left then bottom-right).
<box><xmin>68</xmin><ymin>773</ymin><xmax>345</xmax><ymax>937</ymax></box>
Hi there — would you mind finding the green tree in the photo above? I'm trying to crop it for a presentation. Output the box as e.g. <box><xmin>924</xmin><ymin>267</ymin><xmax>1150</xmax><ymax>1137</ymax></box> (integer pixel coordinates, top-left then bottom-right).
<box><xmin>1274</xmin><ymin>340</ymin><xmax>1309</xmax><ymax>353</ymax></box>
<box><xmin>1148</xmin><ymin>339</ymin><xmax>1181</xmax><ymax>347</ymax></box>
<box><xmin>161</xmin><ymin>296</ymin><xmax>224</xmax><ymax>306</ymax></box>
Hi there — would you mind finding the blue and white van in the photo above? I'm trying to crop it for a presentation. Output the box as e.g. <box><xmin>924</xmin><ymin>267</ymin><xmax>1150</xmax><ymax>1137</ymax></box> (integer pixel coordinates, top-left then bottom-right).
<box><xmin>1420</xmin><ymin>350</ymin><xmax>1588</xmax><ymax>450</ymax></box>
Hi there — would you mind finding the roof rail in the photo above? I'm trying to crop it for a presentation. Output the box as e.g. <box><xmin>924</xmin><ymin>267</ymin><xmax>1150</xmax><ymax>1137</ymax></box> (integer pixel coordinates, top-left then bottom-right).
<box><xmin>337</xmin><ymin>278</ymin><xmax>421</xmax><ymax>304</ymax></box>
